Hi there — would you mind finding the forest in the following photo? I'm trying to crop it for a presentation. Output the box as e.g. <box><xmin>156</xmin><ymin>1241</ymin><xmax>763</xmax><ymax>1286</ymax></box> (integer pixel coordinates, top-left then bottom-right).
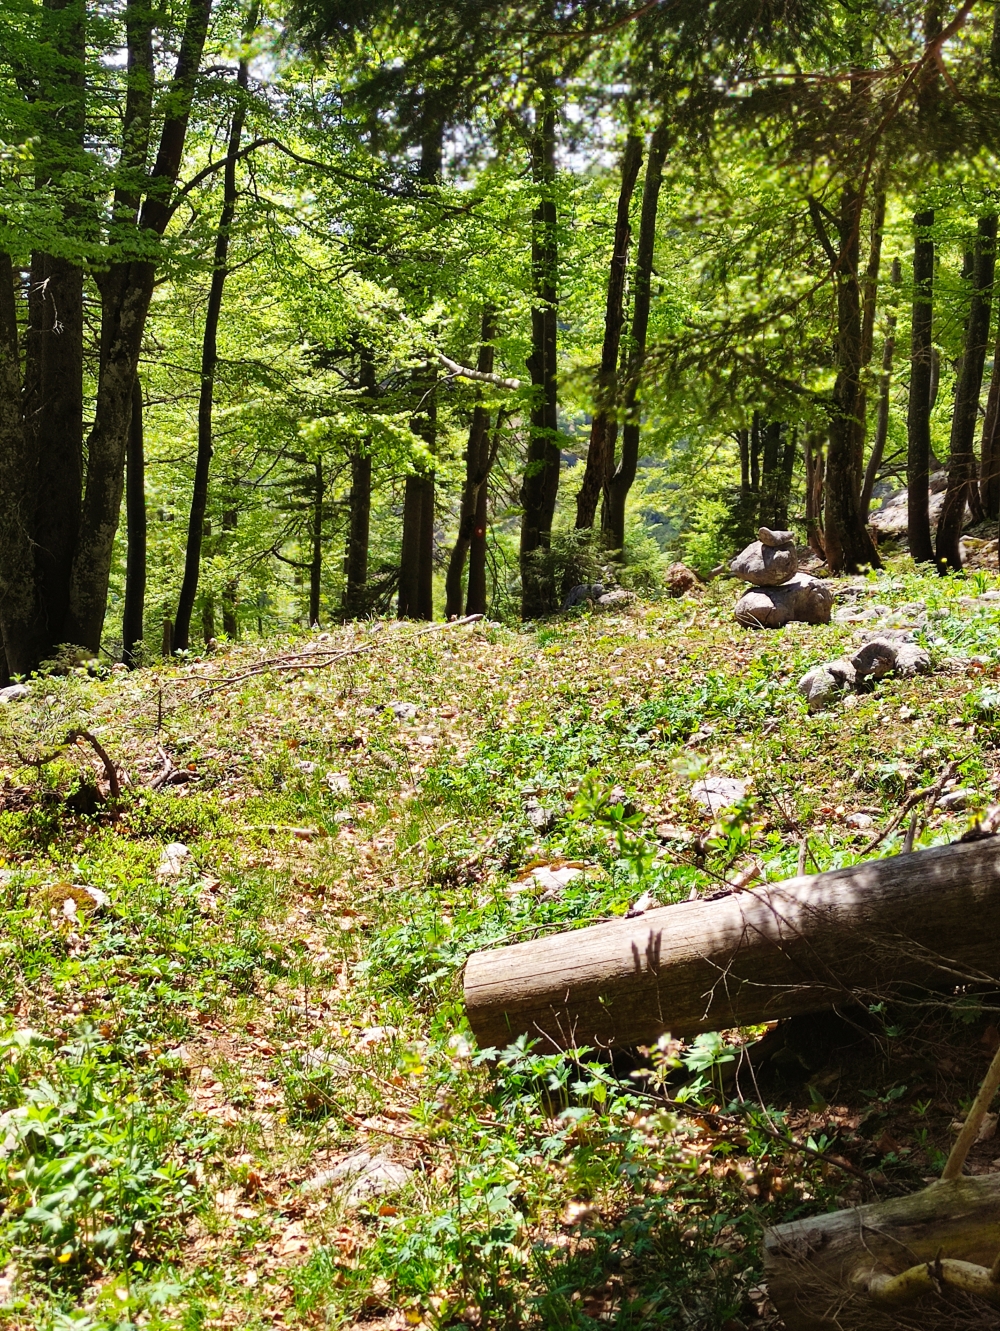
<box><xmin>10</xmin><ymin>2</ymin><xmax>1000</xmax><ymax>1330</ymax></box>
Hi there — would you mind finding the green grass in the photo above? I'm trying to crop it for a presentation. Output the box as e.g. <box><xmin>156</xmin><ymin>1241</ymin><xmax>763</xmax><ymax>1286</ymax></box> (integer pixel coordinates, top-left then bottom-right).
<box><xmin>2</xmin><ymin>559</ymin><xmax>1000</xmax><ymax>1328</ymax></box>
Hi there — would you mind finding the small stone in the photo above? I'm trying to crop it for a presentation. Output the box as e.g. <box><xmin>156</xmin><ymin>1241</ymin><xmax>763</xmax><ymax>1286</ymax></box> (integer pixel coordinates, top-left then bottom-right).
<box><xmin>798</xmin><ymin>666</ymin><xmax>841</xmax><ymax>713</ymax></box>
<box><xmin>561</xmin><ymin>583</ymin><xmax>604</xmax><ymax>610</ymax></box>
<box><xmin>388</xmin><ymin>701</ymin><xmax>418</xmax><ymax>720</ymax></box>
<box><xmin>938</xmin><ymin>789</ymin><xmax>971</xmax><ymax>811</ymax></box>
<box><xmin>665</xmin><ymin>562</ymin><xmax>700</xmax><ymax>597</ymax></box>
<box><xmin>691</xmin><ymin>776</ymin><xmax>746</xmax><ymax>814</ymax></box>
<box><xmin>852</xmin><ymin>639</ymin><xmax>897</xmax><ymax>680</ymax></box>
<box><xmin>0</xmin><ymin>684</ymin><xmax>29</xmax><ymax>704</ymax></box>
<box><xmin>845</xmin><ymin>812</ymin><xmax>874</xmax><ymax>830</ymax></box>
<box><xmin>757</xmin><ymin>527</ymin><xmax>795</xmax><ymax>548</ymax></box>
<box><xmin>730</xmin><ymin>541</ymin><xmax>797</xmax><ymax>587</ymax></box>
<box><xmin>596</xmin><ymin>589</ymin><xmax>636</xmax><ymax>609</ymax></box>
<box><xmin>893</xmin><ymin>643</ymin><xmax>932</xmax><ymax>677</ymax></box>
<box><xmin>325</xmin><ymin>772</ymin><xmax>350</xmax><ymax>795</ymax></box>
<box><xmin>524</xmin><ymin>799</ymin><xmax>556</xmax><ymax>832</ymax></box>
<box><xmin>156</xmin><ymin>843</ymin><xmax>191</xmax><ymax>878</ymax></box>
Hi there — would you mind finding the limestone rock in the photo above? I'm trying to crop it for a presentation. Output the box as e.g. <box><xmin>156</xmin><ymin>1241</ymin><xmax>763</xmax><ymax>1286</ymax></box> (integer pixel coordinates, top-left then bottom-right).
<box><xmin>851</xmin><ymin>639</ymin><xmax>898</xmax><ymax>681</ymax></box>
<box><xmin>691</xmin><ymin>776</ymin><xmax>746</xmax><ymax>814</ymax></box>
<box><xmin>596</xmin><ymin>589</ymin><xmax>636</xmax><ymax>609</ymax></box>
<box><xmin>893</xmin><ymin>642</ymin><xmax>932</xmax><ymax>677</ymax></box>
<box><xmin>734</xmin><ymin>574</ymin><xmax>834</xmax><ymax>629</ymax></box>
<box><xmin>562</xmin><ymin>583</ymin><xmax>604</xmax><ymax>610</ymax></box>
<box><xmin>758</xmin><ymin>527</ymin><xmax>795</xmax><ymax>548</ymax></box>
<box><xmin>0</xmin><ymin>684</ymin><xmax>29</xmax><ymax>704</ymax></box>
<box><xmin>730</xmin><ymin>540</ymin><xmax>797</xmax><ymax>587</ymax></box>
<box><xmin>157</xmin><ymin>843</ymin><xmax>191</xmax><ymax>879</ymax></box>
<box><xmin>798</xmin><ymin>659</ymin><xmax>856</xmax><ymax>713</ymax></box>
<box><xmin>665</xmin><ymin>562</ymin><xmax>700</xmax><ymax>597</ymax></box>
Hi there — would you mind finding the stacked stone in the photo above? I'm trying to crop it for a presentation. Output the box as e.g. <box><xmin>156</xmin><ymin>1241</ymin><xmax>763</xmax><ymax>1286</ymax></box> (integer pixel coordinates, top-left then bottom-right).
<box><xmin>731</xmin><ymin>528</ymin><xmax>834</xmax><ymax>629</ymax></box>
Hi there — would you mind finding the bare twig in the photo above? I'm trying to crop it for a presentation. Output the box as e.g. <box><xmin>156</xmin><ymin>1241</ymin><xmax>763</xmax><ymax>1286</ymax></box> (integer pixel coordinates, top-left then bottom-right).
<box><xmin>859</xmin><ymin>760</ymin><xmax>962</xmax><ymax>857</ymax></box>
<box><xmin>66</xmin><ymin>729</ymin><xmax>121</xmax><ymax>800</ymax></box>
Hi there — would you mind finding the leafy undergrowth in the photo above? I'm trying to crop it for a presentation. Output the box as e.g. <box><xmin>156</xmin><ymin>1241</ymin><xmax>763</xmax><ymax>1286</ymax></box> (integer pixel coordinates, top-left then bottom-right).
<box><xmin>4</xmin><ymin>559</ymin><xmax>1000</xmax><ymax>1329</ymax></box>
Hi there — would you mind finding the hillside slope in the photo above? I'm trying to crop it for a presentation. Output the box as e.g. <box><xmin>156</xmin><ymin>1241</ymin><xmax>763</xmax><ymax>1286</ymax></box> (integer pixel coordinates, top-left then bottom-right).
<box><xmin>3</xmin><ymin>565</ymin><xmax>1000</xmax><ymax>1330</ymax></box>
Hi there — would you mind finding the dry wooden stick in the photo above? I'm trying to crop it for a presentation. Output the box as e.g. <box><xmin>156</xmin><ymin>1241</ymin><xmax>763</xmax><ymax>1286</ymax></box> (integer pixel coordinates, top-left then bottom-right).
<box><xmin>941</xmin><ymin>1041</ymin><xmax>1000</xmax><ymax>1181</ymax></box>
<box><xmin>859</xmin><ymin>758</ymin><xmax>962</xmax><ymax>857</ymax></box>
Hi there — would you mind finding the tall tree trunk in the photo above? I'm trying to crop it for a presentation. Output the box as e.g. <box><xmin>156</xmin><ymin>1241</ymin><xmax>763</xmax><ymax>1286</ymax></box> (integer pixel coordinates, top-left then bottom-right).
<box><xmin>937</xmin><ymin>213</ymin><xmax>998</xmax><ymax>572</ymax></box>
<box><xmin>981</xmin><ymin>322</ymin><xmax>1000</xmax><ymax>519</ymax></box>
<box><xmin>737</xmin><ymin>428</ymin><xmax>751</xmax><ymax>495</ymax></box>
<box><xmin>309</xmin><ymin>459</ymin><xmax>323</xmax><ymax>625</ymax></box>
<box><xmin>603</xmin><ymin>119</ymin><xmax>668</xmax><ymax>556</ymax></box>
<box><xmin>575</xmin><ymin>134</ymin><xmax>643</xmax><ymax>529</ymax></box>
<box><xmin>446</xmin><ymin>311</ymin><xmax>497</xmax><ymax>617</ymax></box>
<box><xmin>907</xmin><ymin>208</ymin><xmax>936</xmax><ymax>563</ymax></box>
<box><xmin>860</xmin><ymin>258</ymin><xmax>901</xmax><ymax>522</ymax></box>
<box><xmin>63</xmin><ymin>0</ymin><xmax>213</xmax><ymax>653</ymax></box>
<box><xmin>398</xmin><ymin>123</ymin><xmax>442</xmax><ymax>621</ymax></box>
<box><xmin>466</xmin><ymin>420</ymin><xmax>497</xmax><ymax>618</ymax></box>
<box><xmin>804</xmin><ymin>434</ymin><xmax>826</xmax><ymax>558</ymax></box>
<box><xmin>122</xmin><ymin>375</ymin><xmax>146</xmax><ymax>668</ymax></box>
<box><xmin>173</xmin><ymin>10</ymin><xmax>253</xmax><ymax>651</ymax></box>
<box><xmin>11</xmin><ymin>0</ymin><xmax>87</xmax><ymax>668</ymax></box>
<box><xmin>823</xmin><ymin>186</ymin><xmax>881</xmax><ymax>572</ymax></box>
<box><xmin>758</xmin><ymin>421</ymin><xmax>782</xmax><ymax>528</ymax></box>
<box><xmin>519</xmin><ymin>88</ymin><xmax>561</xmax><ymax>617</ymax></box>
<box><xmin>342</xmin><ymin>348</ymin><xmax>375</xmax><ymax>619</ymax></box>
<box><xmin>852</xmin><ymin>188</ymin><xmax>886</xmax><ymax>491</ymax></box>
<box><xmin>221</xmin><ymin>508</ymin><xmax>238</xmax><ymax>638</ymax></box>
<box><xmin>0</xmin><ymin>253</ymin><xmax>38</xmax><ymax>678</ymax></box>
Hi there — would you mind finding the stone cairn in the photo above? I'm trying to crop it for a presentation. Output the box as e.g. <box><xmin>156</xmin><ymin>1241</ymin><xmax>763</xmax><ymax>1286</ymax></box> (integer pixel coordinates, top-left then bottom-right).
<box><xmin>731</xmin><ymin>527</ymin><xmax>834</xmax><ymax>630</ymax></box>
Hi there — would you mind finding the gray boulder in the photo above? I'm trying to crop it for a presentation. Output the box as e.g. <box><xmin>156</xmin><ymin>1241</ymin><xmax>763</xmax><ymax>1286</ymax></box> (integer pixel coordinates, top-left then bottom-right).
<box><xmin>730</xmin><ymin>540</ymin><xmax>797</xmax><ymax>587</ymax></box>
<box><xmin>0</xmin><ymin>683</ymin><xmax>29</xmax><ymax>704</ymax></box>
<box><xmin>562</xmin><ymin>583</ymin><xmax>604</xmax><ymax>610</ymax></box>
<box><xmin>893</xmin><ymin>642</ymin><xmax>932</xmax><ymax>677</ymax></box>
<box><xmin>597</xmin><ymin>588</ymin><xmax>636</xmax><ymax>609</ymax></box>
<box><xmin>734</xmin><ymin>574</ymin><xmax>834</xmax><ymax>629</ymax></box>
<box><xmin>758</xmin><ymin>527</ymin><xmax>795</xmax><ymax>548</ymax></box>
<box><xmin>851</xmin><ymin>639</ymin><xmax>898</xmax><ymax>681</ymax></box>
<box><xmin>798</xmin><ymin>658</ymin><xmax>856</xmax><ymax>712</ymax></box>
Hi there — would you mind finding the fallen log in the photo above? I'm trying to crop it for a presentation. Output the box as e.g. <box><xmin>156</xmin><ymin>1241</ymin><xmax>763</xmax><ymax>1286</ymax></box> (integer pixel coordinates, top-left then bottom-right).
<box><xmin>764</xmin><ymin>1043</ymin><xmax>1000</xmax><ymax>1330</ymax></box>
<box><xmin>463</xmin><ymin>836</ymin><xmax>1000</xmax><ymax>1053</ymax></box>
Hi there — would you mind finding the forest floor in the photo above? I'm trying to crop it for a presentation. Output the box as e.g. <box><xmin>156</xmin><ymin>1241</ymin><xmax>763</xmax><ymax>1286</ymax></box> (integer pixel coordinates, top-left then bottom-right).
<box><xmin>5</xmin><ymin>557</ymin><xmax>1000</xmax><ymax>1330</ymax></box>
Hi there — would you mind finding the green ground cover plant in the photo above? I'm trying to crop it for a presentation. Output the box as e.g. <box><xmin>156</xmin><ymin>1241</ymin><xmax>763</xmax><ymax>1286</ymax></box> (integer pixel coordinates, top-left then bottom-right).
<box><xmin>3</xmin><ymin>560</ymin><xmax>1000</xmax><ymax>1329</ymax></box>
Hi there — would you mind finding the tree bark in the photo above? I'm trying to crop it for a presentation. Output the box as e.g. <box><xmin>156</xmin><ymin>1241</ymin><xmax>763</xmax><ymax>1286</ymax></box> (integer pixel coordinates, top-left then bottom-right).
<box><xmin>519</xmin><ymin>88</ymin><xmax>561</xmax><ymax>617</ymax></box>
<box><xmin>804</xmin><ymin>433</ymin><xmax>826</xmax><ymax>558</ymax></box>
<box><xmin>765</xmin><ymin>1176</ymin><xmax>1000</xmax><ymax>1331</ymax></box>
<box><xmin>937</xmin><ymin>213</ymin><xmax>997</xmax><ymax>572</ymax></box>
<box><xmin>603</xmin><ymin>120</ymin><xmax>668</xmax><ymax>555</ymax></box>
<box><xmin>852</xmin><ymin>189</ymin><xmax>886</xmax><ymax>490</ymax></box>
<box><xmin>860</xmin><ymin>257</ymin><xmax>901</xmax><ymax>521</ymax></box>
<box><xmin>342</xmin><ymin>351</ymin><xmax>375</xmax><ymax>620</ymax></box>
<box><xmin>398</xmin><ymin>123</ymin><xmax>442</xmax><ymax>621</ymax></box>
<box><xmin>446</xmin><ymin>311</ymin><xmax>497</xmax><ymax>617</ymax></box>
<box><xmin>122</xmin><ymin>375</ymin><xmax>146</xmax><ymax>668</ymax></box>
<box><xmin>575</xmin><ymin>134</ymin><xmax>643</xmax><ymax>529</ymax></box>
<box><xmin>173</xmin><ymin>10</ymin><xmax>253</xmax><ymax>651</ymax></box>
<box><xmin>221</xmin><ymin>508</ymin><xmax>238</xmax><ymax>638</ymax></box>
<box><xmin>908</xmin><ymin>208</ymin><xmax>937</xmax><ymax>563</ymax></box>
<box><xmin>823</xmin><ymin>186</ymin><xmax>882</xmax><ymax>573</ymax></box>
<box><xmin>63</xmin><ymin>0</ymin><xmax>213</xmax><ymax>653</ymax></box>
<box><xmin>309</xmin><ymin>458</ymin><xmax>323</xmax><ymax>626</ymax></box>
<box><xmin>464</xmin><ymin>836</ymin><xmax>1000</xmax><ymax>1054</ymax></box>
<box><xmin>980</xmin><ymin>324</ymin><xmax>1000</xmax><ymax>520</ymax></box>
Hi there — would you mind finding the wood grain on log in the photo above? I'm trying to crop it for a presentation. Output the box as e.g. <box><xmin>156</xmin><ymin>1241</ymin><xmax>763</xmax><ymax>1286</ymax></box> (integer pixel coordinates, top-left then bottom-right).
<box><xmin>764</xmin><ymin>1176</ymin><xmax>1000</xmax><ymax>1330</ymax></box>
<box><xmin>464</xmin><ymin>838</ymin><xmax>1000</xmax><ymax>1053</ymax></box>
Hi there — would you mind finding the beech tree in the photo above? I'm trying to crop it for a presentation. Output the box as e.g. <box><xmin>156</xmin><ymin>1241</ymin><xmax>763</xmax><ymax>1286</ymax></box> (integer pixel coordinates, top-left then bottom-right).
<box><xmin>0</xmin><ymin>0</ymin><xmax>218</xmax><ymax>676</ymax></box>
